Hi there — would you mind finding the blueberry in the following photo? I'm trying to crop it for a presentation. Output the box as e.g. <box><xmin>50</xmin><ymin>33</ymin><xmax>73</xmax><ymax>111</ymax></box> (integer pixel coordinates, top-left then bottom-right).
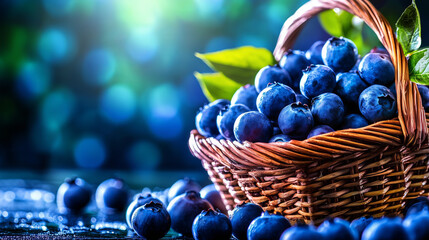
<box><xmin>418</xmin><ymin>84</ymin><xmax>429</xmax><ymax>112</ymax></box>
<box><xmin>311</xmin><ymin>93</ymin><xmax>345</xmax><ymax>128</ymax></box>
<box><xmin>404</xmin><ymin>197</ymin><xmax>429</xmax><ymax>217</ymax></box>
<box><xmin>278</xmin><ymin>102</ymin><xmax>314</xmax><ymax>139</ymax></box>
<box><xmin>168</xmin><ymin>178</ymin><xmax>201</xmax><ymax>203</ymax></box>
<box><xmin>358</xmin><ymin>53</ymin><xmax>394</xmax><ymax>86</ymax></box>
<box><xmin>306</xmin><ymin>41</ymin><xmax>325</xmax><ymax>65</ymax></box>
<box><xmin>351</xmin><ymin>57</ymin><xmax>361</xmax><ymax>71</ymax></box>
<box><xmin>217</xmin><ymin>104</ymin><xmax>250</xmax><ymax>141</ymax></box>
<box><xmin>359</xmin><ymin>85</ymin><xmax>397</xmax><ymax>123</ymax></box>
<box><xmin>234</xmin><ymin>111</ymin><xmax>273</xmax><ymax>143</ymax></box>
<box><xmin>322</xmin><ymin>37</ymin><xmax>358</xmax><ymax>72</ymax></box>
<box><xmin>247</xmin><ymin>211</ymin><xmax>291</xmax><ymax>240</ymax></box>
<box><xmin>370</xmin><ymin>47</ymin><xmax>389</xmax><ymax>56</ymax></box>
<box><xmin>341</xmin><ymin>114</ymin><xmax>369</xmax><ymax>129</ymax></box>
<box><xmin>167</xmin><ymin>191</ymin><xmax>213</xmax><ymax>237</ymax></box>
<box><xmin>230</xmin><ymin>203</ymin><xmax>263</xmax><ymax>240</ymax></box>
<box><xmin>131</xmin><ymin>201</ymin><xmax>171</xmax><ymax>239</ymax></box>
<box><xmin>280</xmin><ymin>224</ymin><xmax>325</xmax><ymax>240</ymax></box>
<box><xmin>126</xmin><ymin>193</ymin><xmax>163</xmax><ymax>229</ymax></box>
<box><xmin>300</xmin><ymin>64</ymin><xmax>336</xmax><ymax>99</ymax></box>
<box><xmin>317</xmin><ymin>218</ymin><xmax>357</xmax><ymax>240</ymax></box>
<box><xmin>196</xmin><ymin>100</ymin><xmax>230</xmax><ymax>138</ymax></box>
<box><xmin>335</xmin><ymin>71</ymin><xmax>369</xmax><ymax>108</ymax></box>
<box><xmin>254</xmin><ymin>65</ymin><xmax>293</xmax><ymax>92</ymax></box>
<box><xmin>273</xmin><ymin>126</ymin><xmax>282</xmax><ymax>135</ymax></box>
<box><xmin>192</xmin><ymin>209</ymin><xmax>232</xmax><ymax>240</ymax></box>
<box><xmin>296</xmin><ymin>94</ymin><xmax>310</xmax><ymax>106</ymax></box>
<box><xmin>279</xmin><ymin>50</ymin><xmax>311</xmax><ymax>91</ymax></box>
<box><xmin>231</xmin><ymin>84</ymin><xmax>258</xmax><ymax>110</ymax></box>
<box><xmin>256</xmin><ymin>83</ymin><xmax>296</xmax><ymax>120</ymax></box>
<box><xmin>269</xmin><ymin>134</ymin><xmax>292</xmax><ymax>143</ymax></box>
<box><xmin>350</xmin><ymin>217</ymin><xmax>374</xmax><ymax>240</ymax></box>
<box><xmin>307</xmin><ymin>125</ymin><xmax>334</xmax><ymax>138</ymax></box>
<box><xmin>403</xmin><ymin>210</ymin><xmax>429</xmax><ymax>240</ymax></box>
<box><xmin>389</xmin><ymin>83</ymin><xmax>397</xmax><ymax>96</ymax></box>
<box><xmin>56</xmin><ymin>177</ymin><xmax>91</xmax><ymax>214</ymax></box>
<box><xmin>95</xmin><ymin>178</ymin><xmax>129</xmax><ymax>213</ymax></box>
<box><xmin>361</xmin><ymin>218</ymin><xmax>409</xmax><ymax>240</ymax></box>
<box><xmin>200</xmin><ymin>184</ymin><xmax>228</xmax><ymax>215</ymax></box>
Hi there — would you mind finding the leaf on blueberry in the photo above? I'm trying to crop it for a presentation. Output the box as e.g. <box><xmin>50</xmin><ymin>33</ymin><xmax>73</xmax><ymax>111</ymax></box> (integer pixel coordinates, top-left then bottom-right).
<box><xmin>396</xmin><ymin>0</ymin><xmax>421</xmax><ymax>54</ymax></box>
<box><xmin>408</xmin><ymin>48</ymin><xmax>429</xmax><ymax>85</ymax></box>
<box><xmin>195</xmin><ymin>46</ymin><xmax>276</xmax><ymax>85</ymax></box>
<box><xmin>194</xmin><ymin>72</ymin><xmax>241</xmax><ymax>102</ymax></box>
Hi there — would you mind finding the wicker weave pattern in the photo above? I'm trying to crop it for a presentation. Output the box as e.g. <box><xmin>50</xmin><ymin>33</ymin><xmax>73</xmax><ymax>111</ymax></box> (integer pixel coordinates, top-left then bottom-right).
<box><xmin>188</xmin><ymin>0</ymin><xmax>429</xmax><ymax>224</ymax></box>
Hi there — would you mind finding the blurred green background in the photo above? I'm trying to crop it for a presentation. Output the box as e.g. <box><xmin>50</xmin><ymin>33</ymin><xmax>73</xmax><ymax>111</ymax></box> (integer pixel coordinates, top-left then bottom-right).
<box><xmin>0</xmin><ymin>0</ymin><xmax>427</xmax><ymax>186</ymax></box>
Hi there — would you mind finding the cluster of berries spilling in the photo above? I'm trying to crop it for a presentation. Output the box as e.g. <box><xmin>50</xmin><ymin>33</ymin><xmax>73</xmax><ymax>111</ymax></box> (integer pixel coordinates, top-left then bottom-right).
<box><xmin>195</xmin><ymin>37</ymin><xmax>429</xmax><ymax>143</ymax></box>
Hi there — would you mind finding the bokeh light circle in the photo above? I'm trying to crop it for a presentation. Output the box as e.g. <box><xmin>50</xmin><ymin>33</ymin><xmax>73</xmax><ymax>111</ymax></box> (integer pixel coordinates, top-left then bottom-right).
<box><xmin>15</xmin><ymin>61</ymin><xmax>51</xmax><ymax>100</ymax></box>
<box><xmin>37</xmin><ymin>28</ymin><xmax>72</xmax><ymax>63</ymax></box>
<box><xmin>74</xmin><ymin>136</ymin><xmax>106</xmax><ymax>169</ymax></box>
<box><xmin>41</xmin><ymin>89</ymin><xmax>75</xmax><ymax>131</ymax></box>
<box><xmin>100</xmin><ymin>84</ymin><xmax>136</xmax><ymax>124</ymax></box>
<box><xmin>126</xmin><ymin>27</ymin><xmax>159</xmax><ymax>63</ymax></box>
<box><xmin>82</xmin><ymin>48</ymin><xmax>116</xmax><ymax>86</ymax></box>
<box><xmin>127</xmin><ymin>141</ymin><xmax>161</xmax><ymax>170</ymax></box>
<box><xmin>42</xmin><ymin>0</ymin><xmax>72</xmax><ymax>16</ymax></box>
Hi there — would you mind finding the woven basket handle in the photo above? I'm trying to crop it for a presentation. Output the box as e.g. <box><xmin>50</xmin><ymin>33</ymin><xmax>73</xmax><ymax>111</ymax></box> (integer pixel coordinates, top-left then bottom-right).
<box><xmin>273</xmin><ymin>0</ymin><xmax>427</xmax><ymax>147</ymax></box>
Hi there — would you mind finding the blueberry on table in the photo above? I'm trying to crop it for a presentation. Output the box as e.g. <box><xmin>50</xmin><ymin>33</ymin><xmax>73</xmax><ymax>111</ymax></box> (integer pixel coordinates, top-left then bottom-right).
<box><xmin>216</xmin><ymin>104</ymin><xmax>250</xmax><ymax>141</ymax></box>
<box><xmin>358</xmin><ymin>53</ymin><xmax>395</xmax><ymax>86</ymax></box>
<box><xmin>230</xmin><ymin>203</ymin><xmax>264</xmax><ymax>240</ymax></box>
<box><xmin>247</xmin><ymin>211</ymin><xmax>291</xmax><ymax>240</ymax></box>
<box><xmin>233</xmin><ymin>111</ymin><xmax>273</xmax><ymax>143</ymax></box>
<box><xmin>196</xmin><ymin>100</ymin><xmax>230</xmax><ymax>138</ymax></box>
<box><xmin>167</xmin><ymin>191</ymin><xmax>213</xmax><ymax>237</ymax></box>
<box><xmin>296</xmin><ymin>94</ymin><xmax>310</xmax><ymax>106</ymax></box>
<box><xmin>341</xmin><ymin>114</ymin><xmax>369</xmax><ymax>130</ymax></box>
<box><xmin>192</xmin><ymin>209</ymin><xmax>232</xmax><ymax>240</ymax></box>
<box><xmin>256</xmin><ymin>83</ymin><xmax>296</xmax><ymax>120</ymax></box>
<box><xmin>56</xmin><ymin>177</ymin><xmax>92</xmax><ymax>214</ymax></box>
<box><xmin>311</xmin><ymin>93</ymin><xmax>345</xmax><ymax>128</ymax></box>
<box><xmin>254</xmin><ymin>65</ymin><xmax>293</xmax><ymax>93</ymax></box>
<box><xmin>403</xmin><ymin>196</ymin><xmax>429</xmax><ymax>217</ymax></box>
<box><xmin>95</xmin><ymin>178</ymin><xmax>129</xmax><ymax>213</ymax></box>
<box><xmin>131</xmin><ymin>201</ymin><xmax>171</xmax><ymax>240</ymax></box>
<box><xmin>403</xmin><ymin>210</ymin><xmax>429</xmax><ymax>240</ymax></box>
<box><xmin>322</xmin><ymin>37</ymin><xmax>358</xmax><ymax>73</ymax></box>
<box><xmin>306</xmin><ymin>40</ymin><xmax>325</xmax><ymax>65</ymax></box>
<box><xmin>361</xmin><ymin>218</ymin><xmax>409</xmax><ymax>240</ymax></box>
<box><xmin>231</xmin><ymin>84</ymin><xmax>258</xmax><ymax>111</ymax></box>
<box><xmin>317</xmin><ymin>218</ymin><xmax>357</xmax><ymax>240</ymax></box>
<box><xmin>350</xmin><ymin>216</ymin><xmax>374</xmax><ymax>240</ymax></box>
<box><xmin>300</xmin><ymin>64</ymin><xmax>336</xmax><ymax>99</ymax></box>
<box><xmin>279</xmin><ymin>50</ymin><xmax>311</xmax><ymax>91</ymax></box>
<box><xmin>280</xmin><ymin>224</ymin><xmax>324</xmax><ymax>240</ymax></box>
<box><xmin>167</xmin><ymin>178</ymin><xmax>201</xmax><ymax>203</ymax></box>
<box><xmin>126</xmin><ymin>193</ymin><xmax>163</xmax><ymax>229</ymax></box>
<box><xmin>199</xmin><ymin>184</ymin><xmax>228</xmax><ymax>215</ymax></box>
<box><xmin>278</xmin><ymin>102</ymin><xmax>314</xmax><ymax>140</ymax></box>
<box><xmin>269</xmin><ymin>134</ymin><xmax>292</xmax><ymax>143</ymax></box>
<box><xmin>307</xmin><ymin>125</ymin><xmax>334</xmax><ymax>138</ymax></box>
<box><xmin>417</xmin><ymin>84</ymin><xmax>429</xmax><ymax>112</ymax></box>
<box><xmin>335</xmin><ymin>71</ymin><xmax>368</xmax><ymax>108</ymax></box>
<box><xmin>359</xmin><ymin>85</ymin><xmax>397</xmax><ymax>123</ymax></box>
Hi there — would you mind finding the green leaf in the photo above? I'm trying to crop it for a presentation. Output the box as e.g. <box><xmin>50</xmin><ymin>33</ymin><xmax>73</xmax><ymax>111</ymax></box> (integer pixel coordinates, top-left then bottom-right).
<box><xmin>396</xmin><ymin>0</ymin><xmax>421</xmax><ymax>54</ymax></box>
<box><xmin>409</xmin><ymin>48</ymin><xmax>429</xmax><ymax>85</ymax></box>
<box><xmin>195</xmin><ymin>46</ymin><xmax>275</xmax><ymax>85</ymax></box>
<box><xmin>319</xmin><ymin>10</ymin><xmax>343</xmax><ymax>36</ymax></box>
<box><xmin>194</xmin><ymin>72</ymin><xmax>242</xmax><ymax>102</ymax></box>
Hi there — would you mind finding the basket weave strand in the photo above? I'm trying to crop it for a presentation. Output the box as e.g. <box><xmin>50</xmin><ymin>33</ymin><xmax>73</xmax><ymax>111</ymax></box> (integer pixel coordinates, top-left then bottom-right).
<box><xmin>189</xmin><ymin>0</ymin><xmax>429</xmax><ymax>224</ymax></box>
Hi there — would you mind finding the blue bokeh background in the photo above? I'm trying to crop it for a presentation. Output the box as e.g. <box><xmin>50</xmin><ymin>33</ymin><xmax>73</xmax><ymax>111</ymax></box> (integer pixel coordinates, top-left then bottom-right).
<box><xmin>0</xmin><ymin>0</ymin><xmax>427</xmax><ymax>181</ymax></box>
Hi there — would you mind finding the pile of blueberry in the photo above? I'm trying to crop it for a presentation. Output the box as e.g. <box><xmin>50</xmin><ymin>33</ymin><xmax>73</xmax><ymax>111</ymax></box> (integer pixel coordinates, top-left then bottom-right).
<box><xmin>195</xmin><ymin>37</ymin><xmax>429</xmax><ymax>143</ymax></box>
<box><xmin>57</xmin><ymin>177</ymin><xmax>429</xmax><ymax>240</ymax></box>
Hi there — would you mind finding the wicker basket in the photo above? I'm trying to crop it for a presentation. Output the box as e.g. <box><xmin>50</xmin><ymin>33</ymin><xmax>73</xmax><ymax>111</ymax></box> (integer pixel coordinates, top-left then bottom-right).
<box><xmin>189</xmin><ymin>0</ymin><xmax>429</xmax><ymax>225</ymax></box>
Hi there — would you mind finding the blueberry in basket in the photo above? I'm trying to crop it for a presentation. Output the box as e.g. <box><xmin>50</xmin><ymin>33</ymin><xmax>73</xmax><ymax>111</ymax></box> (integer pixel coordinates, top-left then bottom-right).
<box><xmin>311</xmin><ymin>93</ymin><xmax>345</xmax><ymax>128</ymax></box>
<box><xmin>299</xmin><ymin>64</ymin><xmax>336</xmax><ymax>99</ymax></box>
<box><xmin>341</xmin><ymin>113</ymin><xmax>369</xmax><ymax>130</ymax></box>
<box><xmin>269</xmin><ymin>134</ymin><xmax>292</xmax><ymax>143</ymax></box>
<box><xmin>233</xmin><ymin>111</ymin><xmax>273</xmax><ymax>143</ymax></box>
<box><xmin>256</xmin><ymin>82</ymin><xmax>296</xmax><ymax>120</ymax></box>
<box><xmin>307</xmin><ymin>125</ymin><xmax>334</xmax><ymax>138</ymax></box>
<box><xmin>217</xmin><ymin>104</ymin><xmax>250</xmax><ymax>141</ymax></box>
<box><xmin>306</xmin><ymin>40</ymin><xmax>325</xmax><ymax>65</ymax></box>
<box><xmin>196</xmin><ymin>99</ymin><xmax>230</xmax><ymax>138</ymax></box>
<box><xmin>278</xmin><ymin>102</ymin><xmax>314</xmax><ymax>140</ymax></box>
<box><xmin>57</xmin><ymin>177</ymin><xmax>92</xmax><ymax>214</ymax></box>
<box><xmin>279</xmin><ymin>50</ymin><xmax>311</xmax><ymax>91</ymax></box>
<box><xmin>359</xmin><ymin>84</ymin><xmax>397</xmax><ymax>123</ymax></box>
<box><xmin>254</xmin><ymin>65</ymin><xmax>293</xmax><ymax>93</ymax></box>
<box><xmin>231</xmin><ymin>84</ymin><xmax>259</xmax><ymax>111</ymax></box>
<box><xmin>322</xmin><ymin>36</ymin><xmax>358</xmax><ymax>73</ymax></box>
<box><xmin>358</xmin><ymin>52</ymin><xmax>395</xmax><ymax>86</ymax></box>
<box><xmin>335</xmin><ymin>71</ymin><xmax>369</xmax><ymax>108</ymax></box>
